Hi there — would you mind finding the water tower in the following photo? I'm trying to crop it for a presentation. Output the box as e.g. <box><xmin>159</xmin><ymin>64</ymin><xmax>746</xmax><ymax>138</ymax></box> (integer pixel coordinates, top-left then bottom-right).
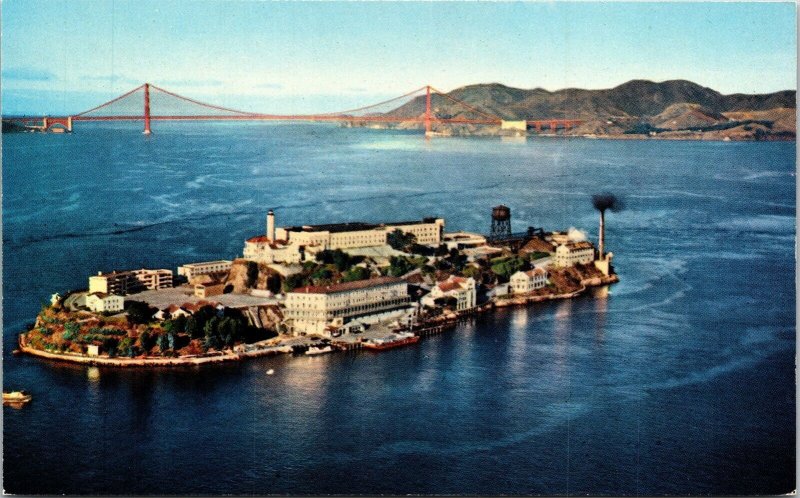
<box><xmin>490</xmin><ymin>205</ymin><xmax>512</xmax><ymax>239</ymax></box>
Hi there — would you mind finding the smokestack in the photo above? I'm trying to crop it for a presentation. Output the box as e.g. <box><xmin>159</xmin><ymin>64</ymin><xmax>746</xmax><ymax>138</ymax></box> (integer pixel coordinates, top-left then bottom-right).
<box><xmin>267</xmin><ymin>210</ymin><xmax>275</xmax><ymax>241</ymax></box>
<box><xmin>598</xmin><ymin>210</ymin><xmax>605</xmax><ymax>259</ymax></box>
<box><xmin>591</xmin><ymin>193</ymin><xmax>624</xmax><ymax>261</ymax></box>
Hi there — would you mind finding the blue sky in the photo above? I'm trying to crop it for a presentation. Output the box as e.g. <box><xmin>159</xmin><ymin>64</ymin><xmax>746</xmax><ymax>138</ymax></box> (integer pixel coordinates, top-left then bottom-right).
<box><xmin>2</xmin><ymin>1</ymin><xmax>796</xmax><ymax>115</ymax></box>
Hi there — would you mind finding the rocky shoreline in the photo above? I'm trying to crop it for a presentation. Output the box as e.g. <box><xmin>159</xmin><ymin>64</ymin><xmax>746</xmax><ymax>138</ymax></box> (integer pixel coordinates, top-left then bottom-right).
<box><xmin>17</xmin><ymin>274</ymin><xmax>618</xmax><ymax>369</ymax></box>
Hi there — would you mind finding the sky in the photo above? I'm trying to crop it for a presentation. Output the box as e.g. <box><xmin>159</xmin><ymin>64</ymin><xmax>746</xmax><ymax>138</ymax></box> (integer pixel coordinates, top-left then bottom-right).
<box><xmin>1</xmin><ymin>1</ymin><xmax>796</xmax><ymax>115</ymax></box>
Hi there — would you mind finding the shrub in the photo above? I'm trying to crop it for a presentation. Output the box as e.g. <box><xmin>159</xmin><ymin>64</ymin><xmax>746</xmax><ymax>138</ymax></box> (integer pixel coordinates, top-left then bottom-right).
<box><xmin>342</xmin><ymin>266</ymin><xmax>371</xmax><ymax>282</ymax></box>
<box><xmin>62</xmin><ymin>322</ymin><xmax>80</xmax><ymax>341</ymax></box>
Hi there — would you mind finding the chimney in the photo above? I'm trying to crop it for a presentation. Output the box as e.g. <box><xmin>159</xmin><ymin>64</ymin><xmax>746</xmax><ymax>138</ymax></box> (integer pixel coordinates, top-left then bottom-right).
<box><xmin>598</xmin><ymin>210</ymin><xmax>605</xmax><ymax>260</ymax></box>
<box><xmin>267</xmin><ymin>210</ymin><xmax>275</xmax><ymax>241</ymax></box>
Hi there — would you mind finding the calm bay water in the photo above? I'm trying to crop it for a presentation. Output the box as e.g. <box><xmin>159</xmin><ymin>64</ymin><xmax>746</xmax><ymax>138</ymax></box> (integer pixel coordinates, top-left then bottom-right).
<box><xmin>2</xmin><ymin>123</ymin><xmax>795</xmax><ymax>495</ymax></box>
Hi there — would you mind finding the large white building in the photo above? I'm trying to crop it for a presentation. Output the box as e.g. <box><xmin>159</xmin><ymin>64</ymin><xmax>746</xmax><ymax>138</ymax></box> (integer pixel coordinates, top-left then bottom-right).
<box><xmin>422</xmin><ymin>276</ymin><xmax>477</xmax><ymax>311</ymax></box>
<box><xmin>510</xmin><ymin>268</ymin><xmax>549</xmax><ymax>294</ymax></box>
<box><xmin>244</xmin><ymin>211</ymin><xmax>445</xmax><ymax>263</ymax></box>
<box><xmin>86</xmin><ymin>292</ymin><xmax>124</xmax><ymax>313</ymax></box>
<box><xmin>284</xmin><ymin>276</ymin><xmax>411</xmax><ymax>337</ymax></box>
<box><xmin>553</xmin><ymin>241</ymin><xmax>595</xmax><ymax>268</ymax></box>
<box><xmin>177</xmin><ymin>260</ymin><xmax>232</xmax><ymax>280</ymax></box>
<box><xmin>89</xmin><ymin>268</ymin><xmax>173</xmax><ymax>295</ymax></box>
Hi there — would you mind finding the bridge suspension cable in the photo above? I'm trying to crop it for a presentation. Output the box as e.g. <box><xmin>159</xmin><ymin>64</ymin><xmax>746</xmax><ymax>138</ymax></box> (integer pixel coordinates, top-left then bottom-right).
<box><xmin>9</xmin><ymin>82</ymin><xmax>582</xmax><ymax>134</ymax></box>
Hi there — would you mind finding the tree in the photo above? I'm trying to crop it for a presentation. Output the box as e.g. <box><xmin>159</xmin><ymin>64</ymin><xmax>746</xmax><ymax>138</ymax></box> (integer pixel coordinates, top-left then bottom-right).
<box><xmin>138</xmin><ymin>330</ymin><xmax>155</xmax><ymax>352</ymax></box>
<box><xmin>311</xmin><ymin>266</ymin><xmax>333</xmax><ymax>282</ymax></box>
<box><xmin>387</xmin><ymin>229</ymin><xmax>416</xmax><ymax>251</ymax></box>
<box><xmin>185</xmin><ymin>316</ymin><xmax>202</xmax><ymax>339</ymax></box>
<box><xmin>62</xmin><ymin>322</ymin><xmax>80</xmax><ymax>341</ymax></box>
<box><xmin>103</xmin><ymin>336</ymin><xmax>119</xmax><ymax>357</ymax></box>
<box><xmin>283</xmin><ymin>273</ymin><xmax>306</xmax><ymax>292</ymax></box>
<box><xmin>491</xmin><ymin>256</ymin><xmax>526</xmax><ymax>282</ymax></box>
<box><xmin>126</xmin><ymin>301</ymin><xmax>157</xmax><ymax>325</ymax></box>
<box><xmin>166</xmin><ymin>315</ymin><xmax>187</xmax><ymax>335</ymax></box>
<box><xmin>342</xmin><ymin>266</ymin><xmax>371</xmax><ymax>282</ymax></box>
<box><xmin>157</xmin><ymin>333</ymin><xmax>169</xmax><ymax>353</ymax></box>
<box><xmin>387</xmin><ymin>256</ymin><xmax>414</xmax><ymax>277</ymax></box>
<box><xmin>434</xmin><ymin>244</ymin><xmax>449</xmax><ymax>257</ymax></box>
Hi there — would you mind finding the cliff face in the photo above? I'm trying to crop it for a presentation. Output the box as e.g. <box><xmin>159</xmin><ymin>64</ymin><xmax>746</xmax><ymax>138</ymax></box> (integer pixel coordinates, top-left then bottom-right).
<box><xmin>225</xmin><ymin>259</ymin><xmax>282</xmax><ymax>294</ymax></box>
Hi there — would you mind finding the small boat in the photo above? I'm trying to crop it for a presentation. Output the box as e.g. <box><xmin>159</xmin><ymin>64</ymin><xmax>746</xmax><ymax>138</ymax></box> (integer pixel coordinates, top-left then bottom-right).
<box><xmin>305</xmin><ymin>346</ymin><xmax>333</xmax><ymax>356</ymax></box>
<box><xmin>3</xmin><ymin>391</ymin><xmax>32</xmax><ymax>405</ymax></box>
<box><xmin>362</xmin><ymin>334</ymin><xmax>420</xmax><ymax>351</ymax></box>
<box><xmin>266</xmin><ymin>369</ymin><xmax>275</xmax><ymax>375</ymax></box>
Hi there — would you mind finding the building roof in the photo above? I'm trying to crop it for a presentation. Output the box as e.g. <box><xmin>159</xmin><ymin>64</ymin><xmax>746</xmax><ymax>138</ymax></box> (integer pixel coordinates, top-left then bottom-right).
<box><xmin>525</xmin><ymin>268</ymin><xmax>548</xmax><ymax>277</ymax></box>
<box><xmin>180</xmin><ymin>260</ymin><xmax>232</xmax><ymax>267</ymax></box>
<box><xmin>88</xmin><ymin>292</ymin><xmax>109</xmax><ymax>299</ymax></box>
<box><xmin>520</xmin><ymin>237</ymin><xmax>556</xmax><ymax>254</ymax></box>
<box><xmin>245</xmin><ymin>235</ymin><xmax>289</xmax><ymax>247</ymax></box>
<box><xmin>92</xmin><ymin>268</ymin><xmax>172</xmax><ymax>278</ymax></box>
<box><xmin>443</xmin><ymin>231</ymin><xmax>486</xmax><ymax>241</ymax></box>
<box><xmin>436</xmin><ymin>276</ymin><xmax>470</xmax><ymax>293</ymax></box>
<box><xmin>561</xmin><ymin>241</ymin><xmax>594</xmax><ymax>250</ymax></box>
<box><xmin>283</xmin><ymin>218</ymin><xmax>441</xmax><ymax>234</ymax></box>
<box><xmin>437</xmin><ymin>281</ymin><xmax>464</xmax><ymax>293</ymax></box>
<box><xmin>291</xmin><ymin>276</ymin><xmax>405</xmax><ymax>295</ymax></box>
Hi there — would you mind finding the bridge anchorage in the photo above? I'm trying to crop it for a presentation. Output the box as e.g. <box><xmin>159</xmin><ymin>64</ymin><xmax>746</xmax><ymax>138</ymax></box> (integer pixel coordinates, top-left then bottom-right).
<box><xmin>5</xmin><ymin>83</ymin><xmax>583</xmax><ymax>136</ymax></box>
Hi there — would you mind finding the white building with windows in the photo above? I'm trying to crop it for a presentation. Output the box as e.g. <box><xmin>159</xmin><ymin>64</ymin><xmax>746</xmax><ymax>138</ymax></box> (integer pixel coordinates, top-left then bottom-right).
<box><xmin>510</xmin><ymin>268</ymin><xmax>549</xmax><ymax>294</ymax></box>
<box><xmin>177</xmin><ymin>260</ymin><xmax>232</xmax><ymax>279</ymax></box>
<box><xmin>244</xmin><ymin>211</ymin><xmax>445</xmax><ymax>263</ymax></box>
<box><xmin>86</xmin><ymin>292</ymin><xmax>124</xmax><ymax>313</ymax></box>
<box><xmin>422</xmin><ymin>276</ymin><xmax>477</xmax><ymax>311</ymax></box>
<box><xmin>554</xmin><ymin>241</ymin><xmax>595</xmax><ymax>268</ymax></box>
<box><xmin>89</xmin><ymin>268</ymin><xmax>173</xmax><ymax>295</ymax></box>
<box><xmin>284</xmin><ymin>276</ymin><xmax>412</xmax><ymax>337</ymax></box>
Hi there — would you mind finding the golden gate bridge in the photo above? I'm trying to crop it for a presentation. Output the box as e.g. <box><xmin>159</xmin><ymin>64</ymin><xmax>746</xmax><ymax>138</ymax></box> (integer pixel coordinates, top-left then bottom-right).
<box><xmin>5</xmin><ymin>83</ymin><xmax>583</xmax><ymax>135</ymax></box>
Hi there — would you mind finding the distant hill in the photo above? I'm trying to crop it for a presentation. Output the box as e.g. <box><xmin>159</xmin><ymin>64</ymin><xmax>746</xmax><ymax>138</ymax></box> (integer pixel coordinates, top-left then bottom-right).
<box><xmin>382</xmin><ymin>79</ymin><xmax>795</xmax><ymax>140</ymax></box>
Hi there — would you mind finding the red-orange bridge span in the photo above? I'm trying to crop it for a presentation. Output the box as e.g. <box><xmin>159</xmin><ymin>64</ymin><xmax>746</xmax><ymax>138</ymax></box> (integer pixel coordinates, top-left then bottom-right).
<box><xmin>7</xmin><ymin>83</ymin><xmax>584</xmax><ymax>135</ymax></box>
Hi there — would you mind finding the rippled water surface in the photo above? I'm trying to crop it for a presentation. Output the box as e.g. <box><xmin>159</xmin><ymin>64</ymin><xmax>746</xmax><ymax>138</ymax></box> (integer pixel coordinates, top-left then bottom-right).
<box><xmin>2</xmin><ymin>123</ymin><xmax>795</xmax><ymax>494</ymax></box>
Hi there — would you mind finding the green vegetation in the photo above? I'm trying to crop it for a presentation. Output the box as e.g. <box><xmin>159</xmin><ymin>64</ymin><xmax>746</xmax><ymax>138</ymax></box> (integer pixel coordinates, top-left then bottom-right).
<box><xmin>387</xmin><ymin>229</ymin><xmax>417</xmax><ymax>252</ymax></box>
<box><xmin>315</xmin><ymin>249</ymin><xmax>363</xmax><ymax>271</ymax></box>
<box><xmin>25</xmin><ymin>301</ymin><xmax>274</xmax><ymax>359</ymax></box>
<box><xmin>342</xmin><ymin>266</ymin><xmax>371</xmax><ymax>282</ymax></box>
<box><xmin>385</xmin><ymin>256</ymin><xmax>415</xmax><ymax>277</ymax></box>
<box><xmin>528</xmin><ymin>251</ymin><xmax>550</xmax><ymax>261</ymax></box>
<box><xmin>491</xmin><ymin>256</ymin><xmax>527</xmax><ymax>282</ymax></box>
<box><xmin>126</xmin><ymin>301</ymin><xmax>157</xmax><ymax>324</ymax></box>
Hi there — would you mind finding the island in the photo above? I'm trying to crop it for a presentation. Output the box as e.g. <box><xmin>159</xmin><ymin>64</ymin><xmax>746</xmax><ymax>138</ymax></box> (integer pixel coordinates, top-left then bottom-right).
<box><xmin>18</xmin><ymin>203</ymin><xmax>620</xmax><ymax>367</ymax></box>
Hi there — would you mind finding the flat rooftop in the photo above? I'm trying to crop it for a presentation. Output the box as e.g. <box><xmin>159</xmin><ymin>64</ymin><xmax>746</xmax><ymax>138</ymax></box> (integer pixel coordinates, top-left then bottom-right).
<box><xmin>291</xmin><ymin>276</ymin><xmax>405</xmax><ymax>295</ymax></box>
<box><xmin>284</xmin><ymin>217</ymin><xmax>441</xmax><ymax>234</ymax></box>
<box><xmin>179</xmin><ymin>260</ymin><xmax>232</xmax><ymax>267</ymax></box>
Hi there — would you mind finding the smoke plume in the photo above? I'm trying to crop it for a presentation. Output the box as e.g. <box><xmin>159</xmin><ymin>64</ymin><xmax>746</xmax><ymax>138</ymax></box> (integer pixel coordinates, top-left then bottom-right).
<box><xmin>592</xmin><ymin>193</ymin><xmax>624</xmax><ymax>213</ymax></box>
<box><xmin>567</xmin><ymin>227</ymin><xmax>587</xmax><ymax>242</ymax></box>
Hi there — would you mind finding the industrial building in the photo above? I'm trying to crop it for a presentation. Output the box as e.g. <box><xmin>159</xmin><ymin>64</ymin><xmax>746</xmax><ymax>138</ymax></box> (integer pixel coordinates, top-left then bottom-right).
<box><xmin>89</xmin><ymin>268</ymin><xmax>173</xmax><ymax>295</ymax></box>
<box><xmin>284</xmin><ymin>276</ymin><xmax>412</xmax><ymax>337</ymax></box>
